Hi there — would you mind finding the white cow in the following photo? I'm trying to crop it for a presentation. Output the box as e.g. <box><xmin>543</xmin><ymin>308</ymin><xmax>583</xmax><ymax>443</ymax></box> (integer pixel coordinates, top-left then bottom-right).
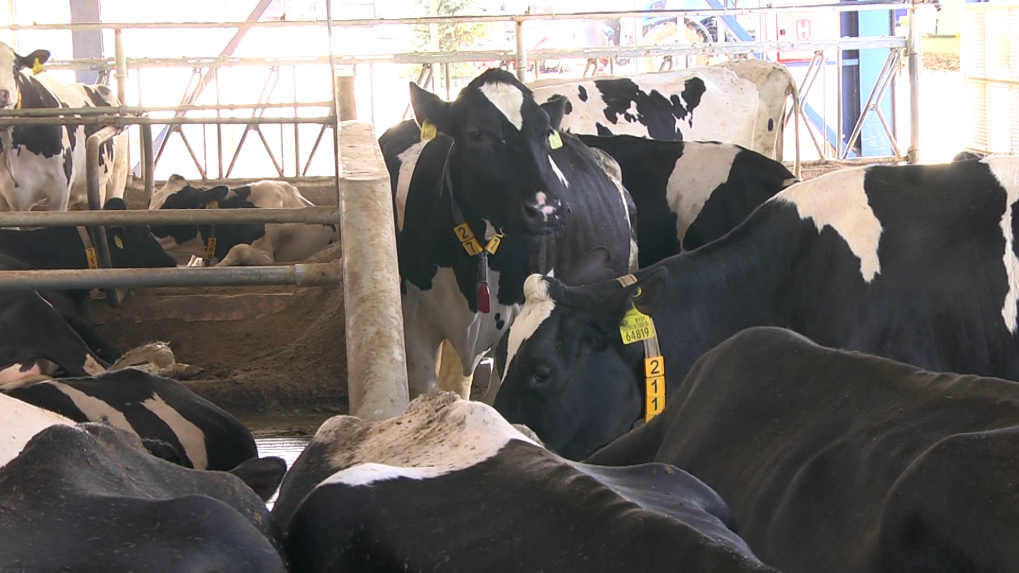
<box><xmin>0</xmin><ymin>393</ymin><xmax>73</xmax><ymax>469</ymax></box>
<box><xmin>0</xmin><ymin>43</ymin><xmax>128</xmax><ymax>211</ymax></box>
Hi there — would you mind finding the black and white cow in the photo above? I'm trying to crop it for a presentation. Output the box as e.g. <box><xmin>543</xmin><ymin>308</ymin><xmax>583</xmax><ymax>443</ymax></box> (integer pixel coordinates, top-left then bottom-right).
<box><xmin>0</xmin><ymin>43</ymin><xmax>129</xmax><ymax>211</ymax></box>
<box><xmin>590</xmin><ymin>327</ymin><xmax>1019</xmax><ymax>573</ymax></box>
<box><xmin>528</xmin><ymin>60</ymin><xmax>796</xmax><ymax>161</ymax></box>
<box><xmin>495</xmin><ymin>157</ymin><xmax>1019</xmax><ymax>459</ymax></box>
<box><xmin>0</xmin><ymin>422</ymin><xmax>288</xmax><ymax>571</ymax></box>
<box><xmin>577</xmin><ymin>134</ymin><xmax>797</xmax><ymax>267</ymax></box>
<box><xmin>380</xmin><ymin>68</ymin><xmax>636</xmax><ymax>399</ymax></box>
<box><xmin>273</xmin><ymin>392</ymin><xmax>777</xmax><ymax>573</ymax></box>
<box><xmin>149</xmin><ymin>175</ymin><xmax>337</xmax><ymax>266</ymax></box>
<box><xmin>5</xmin><ymin>367</ymin><xmax>258</xmax><ymax>471</ymax></box>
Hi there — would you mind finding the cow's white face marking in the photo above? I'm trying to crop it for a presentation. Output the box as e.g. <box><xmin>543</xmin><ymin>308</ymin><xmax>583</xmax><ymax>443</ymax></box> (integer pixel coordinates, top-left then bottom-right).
<box><xmin>395</xmin><ymin>141</ymin><xmax>428</xmax><ymax>232</ymax></box>
<box><xmin>983</xmin><ymin>156</ymin><xmax>1019</xmax><ymax>333</ymax></box>
<box><xmin>479</xmin><ymin>82</ymin><xmax>524</xmax><ymax>130</ymax></box>
<box><xmin>0</xmin><ymin>43</ymin><xmax>20</xmax><ymax>109</ymax></box>
<box><xmin>316</xmin><ymin>393</ymin><xmax>538</xmax><ymax>487</ymax></box>
<box><xmin>668</xmin><ymin>142</ymin><xmax>740</xmax><ymax>242</ymax></box>
<box><xmin>148</xmin><ymin>174</ymin><xmax>190</xmax><ymax>210</ymax></box>
<box><xmin>548</xmin><ymin>156</ymin><xmax>569</xmax><ymax>187</ymax></box>
<box><xmin>141</xmin><ymin>392</ymin><xmax>208</xmax><ymax>470</ymax></box>
<box><xmin>503</xmin><ymin>274</ymin><xmax>556</xmax><ymax>382</ymax></box>
<box><xmin>0</xmin><ymin>393</ymin><xmax>73</xmax><ymax>469</ymax></box>
<box><xmin>532</xmin><ymin>192</ymin><xmax>557</xmax><ymax>222</ymax></box>
<box><xmin>773</xmin><ymin>167</ymin><xmax>882</xmax><ymax>282</ymax></box>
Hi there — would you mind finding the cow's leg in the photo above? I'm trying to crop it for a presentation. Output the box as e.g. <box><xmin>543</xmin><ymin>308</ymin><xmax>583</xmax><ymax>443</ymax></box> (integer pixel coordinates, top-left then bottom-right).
<box><xmin>436</xmin><ymin>339</ymin><xmax>474</xmax><ymax>399</ymax></box>
<box><xmin>403</xmin><ymin>289</ymin><xmax>444</xmax><ymax>398</ymax></box>
<box><xmin>44</xmin><ymin>183</ymin><xmax>70</xmax><ymax>212</ymax></box>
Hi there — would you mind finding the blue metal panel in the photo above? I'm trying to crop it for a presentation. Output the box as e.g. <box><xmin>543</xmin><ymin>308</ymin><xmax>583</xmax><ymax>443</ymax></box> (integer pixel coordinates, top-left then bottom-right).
<box><xmin>69</xmin><ymin>0</ymin><xmax>103</xmax><ymax>85</ymax></box>
<box><xmin>857</xmin><ymin>9</ymin><xmax>894</xmax><ymax>156</ymax></box>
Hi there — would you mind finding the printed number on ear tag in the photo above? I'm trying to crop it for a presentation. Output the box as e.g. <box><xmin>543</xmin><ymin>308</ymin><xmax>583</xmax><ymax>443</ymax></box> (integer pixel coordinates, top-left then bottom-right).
<box><xmin>114</xmin><ymin>235</ymin><xmax>124</xmax><ymax>249</ymax></box>
<box><xmin>619</xmin><ymin>305</ymin><xmax>655</xmax><ymax>344</ymax></box>
<box><xmin>32</xmin><ymin>58</ymin><xmax>44</xmax><ymax>75</ymax></box>
<box><xmin>420</xmin><ymin>121</ymin><xmax>437</xmax><ymax>141</ymax></box>
<box><xmin>548</xmin><ymin>130</ymin><xmax>563</xmax><ymax>150</ymax></box>
<box><xmin>85</xmin><ymin>247</ymin><xmax>99</xmax><ymax>270</ymax></box>
<box><xmin>205</xmin><ymin>237</ymin><xmax>218</xmax><ymax>260</ymax></box>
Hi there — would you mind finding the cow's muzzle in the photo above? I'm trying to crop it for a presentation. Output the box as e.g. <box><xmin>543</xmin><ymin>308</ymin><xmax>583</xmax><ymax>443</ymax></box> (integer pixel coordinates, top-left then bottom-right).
<box><xmin>521</xmin><ymin>193</ymin><xmax>563</xmax><ymax>233</ymax></box>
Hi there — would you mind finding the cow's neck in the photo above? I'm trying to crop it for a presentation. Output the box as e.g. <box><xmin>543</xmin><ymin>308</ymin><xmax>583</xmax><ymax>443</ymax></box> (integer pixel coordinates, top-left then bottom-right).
<box><xmin>0</xmin><ymin>227</ymin><xmax>92</xmax><ymax>269</ymax></box>
<box><xmin>637</xmin><ymin>202</ymin><xmax>804</xmax><ymax>392</ymax></box>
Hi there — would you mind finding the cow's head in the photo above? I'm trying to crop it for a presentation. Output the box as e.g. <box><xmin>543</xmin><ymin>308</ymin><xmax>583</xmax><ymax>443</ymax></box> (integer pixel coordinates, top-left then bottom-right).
<box><xmin>494</xmin><ymin>266</ymin><xmax>669</xmax><ymax>460</ymax></box>
<box><xmin>409</xmin><ymin>68</ymin><xmax>570</xmax><ymax>236</ymax></box>
<box><xmin>0</xmin><ymin>42</ymin><xmax>50</xmax><ymax>109</ymax></box>
<box><xmin>102</xmin><ymin>198</ymin><xmax>177</xmax><ymax>268</ymax></box>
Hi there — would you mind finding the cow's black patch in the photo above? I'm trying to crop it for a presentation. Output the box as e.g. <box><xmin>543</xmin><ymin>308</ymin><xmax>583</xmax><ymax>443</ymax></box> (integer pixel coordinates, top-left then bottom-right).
<box><xmin>768</xmin><ymin>118</ymin><xmax>775</xmax><ymax>131</ymax></box>
<box><xmin>577</xmin><ymin>85</ymin><xmax>588</xmax><ymax>102</ymax></box>
<box><xmin>7</xmin><ymin>74</ymin><xmax>63</xmax><ymax>157</ymax></box>
<box><xmin>680</xmin><ymin>77</ymin><xmax>706</xmax><ymax>123</ymax></box>
<box><xmin>596</xmin><ymin>78</ymin><xmax>695</xmax><ymax>139</ymax></box>
<box><xmin>61</xmin><ymin>146</ymin><xmax>73</xmax><ymax>184</ymax></box>
<box><xmin>232</xmin><ymin>186</ymin><xmax>252</xmax><ymax>201</ymax></box>
<box><xmin>595</xmin><ymin>123</ymin><xmax>613</xmax><ymax>137</ymax></box>
<box><xmin>495</xmin><ymin>312</ymin><xmax>505</xmax><ymax>330</ymax></box>
<box><xmin>81</xmin><ymin>86</ymin><xmax>115</xmax><ymax>168</ymax></box>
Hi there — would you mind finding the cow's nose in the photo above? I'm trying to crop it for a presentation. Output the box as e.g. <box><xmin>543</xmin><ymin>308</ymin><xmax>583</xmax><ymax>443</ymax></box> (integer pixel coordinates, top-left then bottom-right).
<box><xmin>522</xmin><ymin>194</ymin><xmax>561</xmax><ymax>226</ymax></box>
<box><xmin>0</xmin><ymin>90</ymin><xmax>10</xmax><ymax>106</ymax></box>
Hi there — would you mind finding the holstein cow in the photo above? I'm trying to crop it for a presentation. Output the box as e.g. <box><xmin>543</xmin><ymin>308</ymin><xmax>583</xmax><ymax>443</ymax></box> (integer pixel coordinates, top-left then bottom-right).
<box><xmin>495</xmin><ymin>157</ymin><xmax>1019</xmax><ymax>459</ymax></box>
<box><xmin>149</xmin><ymin>175</ymin><xmax>337</xmax><ymax>266</ymax></box>
<box><xmin>528</xmin><ymin>60</ymin><xmax>797</xmax><ymax>161</ymax></box>
<box><xmin>379</xmin><ymin>68</ymin><xmax>636</xmax><ymax>399</ymax></box>
<box><xmin>578</xmin><ymin>134</ymin><xmax>797</xmax><ymax>267</ymax></box>
<box><xmin>5</xmin><ymin>367</ymin><xmax>259</xmax><ymax>471</ymax></box>
<box><xmin>0</xmin><ymin>43</ymin><xmax>129</xmax><ymax>211</ymax></box>
<box><xmin>273</xmin><ymin>392</ymin><xmax>777</xmax><ymax>573</ymax></box>
<box><xmin>590</xmin><ymin>327</ymin><xmax>1019</xmax><ymax>573</ymax></box>
<box><xmin>0</xmin><ymin>422</ymin><xmax>288</xmax><ymax>572</ymax></box>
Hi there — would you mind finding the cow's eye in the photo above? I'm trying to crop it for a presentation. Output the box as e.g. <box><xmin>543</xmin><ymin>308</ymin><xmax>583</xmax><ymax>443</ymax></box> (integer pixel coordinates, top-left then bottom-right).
<box><xmin>531</xmin><ymin>365</ymin><xmax>553</xmax><ymax>385</ymax></box>
<box><xmin>468</xmin><ymin>130</ymin><xmax>483</xmax><ymax>142</ymax></box>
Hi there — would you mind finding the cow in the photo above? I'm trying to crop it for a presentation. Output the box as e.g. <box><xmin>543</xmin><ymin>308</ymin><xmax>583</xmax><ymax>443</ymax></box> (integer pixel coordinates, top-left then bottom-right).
<box><xmin>149</xmin><ymin>175</ymin><xmax>337</xmax><ymax>266</ymax></box>
<box><xmin>0</xmin><ymin>422</ymin><xmax>288</xmax><ymax>572</ymax></box>
<box><xmin>589</xmin><ymin>326</ymin><xmax>1019</xmax><ymax>573</ymax></box>
<box><xmin>0</xmin><ymin>43</ymin><xmax>129</xmax><ymax>211</ymax></box>
<box><xmin>528</xmin><ymin>60</ymin><xmax>797</xmax><ymax>162</ymax></box>
<box><xmin>0</xmin><ymin>392</ymin><xmax>72</xmax><ymax>469</ymax></box>
<box><xmin>577</xmin><ymin>134</ymin><xmax>797</xmax><ymax>267</ymax></box>
<box><xmin>5</xmin><ymin>367</ymin><xmax>258</xmax><ymax>471</ymax></box>
<box><xmin>272</xmin><ymin>392</ymin><xmax>777</xmax><ymax>573</ymax></box>
<box><xmin>494</xmin><ymin>157</ymin><xmax>1019</xmax><ymax>459</ymax></box>
<box><xmin>379</xmin><ymin>68</ymin><xmax>636</xmax><ymax>400</ymax></box>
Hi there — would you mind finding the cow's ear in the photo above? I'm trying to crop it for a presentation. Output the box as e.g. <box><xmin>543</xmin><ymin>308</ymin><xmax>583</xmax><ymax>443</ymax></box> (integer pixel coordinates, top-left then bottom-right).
<box><xmin>201</xmin><ymin>186</ymin><xmax>229</xmax><ymax>205</ymax></box>
<box><xmin>540</xmin><ymin>95</ymin><xmax>568</xmax><ymax>131</ymax></box>
<box><xmin>228</xmin><ymin>456</ymin><xmax>288</xmax><ymax>502</ymax></box>
<box><xmin>16</xmin><ymin>49</ymin><xmax>50</xmax><ymax>70</ymax></box>
<box><xmin>102</xmin><ymin>197</ymin><xmax>127</xmax><ymax>211</ymax></box>
<box><xmin>560</xmin><ymin>247</ymin><xmax>614</xmax><ymax>286</ymax></box>
<box><xmin>409</xmin><ymin>82</ymin><xmax>451</xmax><ymax>135</ymax></box>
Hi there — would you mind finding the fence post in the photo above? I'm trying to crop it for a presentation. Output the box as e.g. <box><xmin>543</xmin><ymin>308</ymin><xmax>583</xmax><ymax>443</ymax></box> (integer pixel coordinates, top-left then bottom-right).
<box><xmin>335</xmin><ymin>67</ymin><xmax>357</xmax><ymax>121</ymax></box>
<box><xmin>906</xmin><ymin>0</ymin><xmax>922</xmax><ymax>164</ymax></box>
<box><xmin>515</xmin><ymin>19</ymin><xmax>527</xmax><ymax>82</ymax></box>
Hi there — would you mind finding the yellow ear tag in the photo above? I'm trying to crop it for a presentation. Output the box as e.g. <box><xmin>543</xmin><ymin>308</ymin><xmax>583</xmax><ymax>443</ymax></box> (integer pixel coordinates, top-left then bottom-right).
<box><xmin>205</xmin><ymin>237</ymin><xmax>218</xmax><ymax>260</ymax></box>
<box><xmin>85</xmin><ymin>247</ymin><xmax>99</xmax><ymax>270</ymax></box>
<box><xmin>548</xmin><ymin>130</ymin><xmax>563</xmax><ymax>150</ymax></box>
<box><xmin>205</xmin><ymin>200</ymin><xmax>219</xmax><ymax>210</ymax></box>
<box><xmin>619</xmin><ymin>304</ymin><xmax>655</xmax><ymax>345</ymax></box>
<box><xmin>31</xmin><ymin>58</ymin><xmax>43</xmax><ymax>75</ymax></box>
<box><xmin>114</xmin><ymin>235</ymin><xmax>124</xmax><ymax>249</ymax></box>
<box><xmin>420</xmin><ymin>121</ymin><xmax>437</xmax><ymax>141</ymax></box>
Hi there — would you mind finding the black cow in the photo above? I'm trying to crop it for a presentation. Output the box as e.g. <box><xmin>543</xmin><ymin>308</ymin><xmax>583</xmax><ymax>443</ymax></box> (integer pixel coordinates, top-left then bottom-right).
<box><xmin>590</xmin><ymin>327</ymin><xmax>1019</xmax><ymax>573</ymax></box>
<box><xmin>273</xmin><ymin>392</ymin><xmax>776</xmax><ymax>573</ymax></box>
<box><xmin>6</xmin><ymin>368</ymin><xmax>258</xmax><ymax>471</ymax></box>
<box><xmin>495</xmin><ymin>157</ymin><xmax>1019</xmax><ymax>459</ymax></box>
<box><xmin>0</xmin><ymin>422</ymin><xmax>287</xmax><ymax>572</ymax></box>
<box><xmin>380</xmin><ymin>68</ymin><xmax>636</xmax><ymax>399</ymax></box>
<box><xmin>577</xmin><ymin>134</ymin><xmax>797</xmax><ymax>267</ymax></box>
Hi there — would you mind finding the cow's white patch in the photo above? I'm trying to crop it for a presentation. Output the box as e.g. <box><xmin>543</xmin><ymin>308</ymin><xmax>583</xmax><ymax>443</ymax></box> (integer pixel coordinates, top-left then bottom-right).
<box><xmin>668</xmin><ymin>142</ymin><xmax>739</xmax><ymax>242</ymax></box>
<box><xmin>48</xmin><ymin>382</ymin><xmax>136</xmax><ymax>436</ymax></box>
<box><xmin>395</xmin><ymin>141</ymin><xmax>428</xmax><ymax>231</ymax></box>
<box><xmin>503</xmin><ymin>275</ymin><xmax>556</xmax><ymax>382</ymax></box>
<box><xmin>479</xmin><ymin>82</ymin><xmax>524</xmax><ymax>130</ymax></box>
<box><xmin>0</xmin><ymin>393</ymin><xmax>74</xmax><ymax>469</ymax></box>
<box><xmin>548</xmin><ymin>156</ymin><xmax>569</xmax><ymax>187</ymax></box>
<box><xmin>773</xmin><ymin>167</ymin><xmax>882</xmax><ymax>282</ymax></box>
<box><xmin>83</xmin><ymin>355</ymin><xmax>104</xmax><ymax>376</ymax></box>
<box><xmin>141</xmin><ymin>393</ymin><xmax>208</xmax><ymax>470</ymax></box>
<box><xmin>317</xmin><ymin>393</ymin><xmax>537</xmax><ymax>487</ymax></box>
<box><xmin>983</xmin><ymin>156</ymin><xmax>1019</xmax><ymax>332</ymax></box>
<box><xmin>630</xmin><ymin>237</ymin><xmax>639</xmax><ymax>272</ymax></box>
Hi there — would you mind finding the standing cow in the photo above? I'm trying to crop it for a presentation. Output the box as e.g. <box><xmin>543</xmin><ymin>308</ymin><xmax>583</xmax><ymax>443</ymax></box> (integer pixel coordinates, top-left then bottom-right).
<box><xmin>495</xmin><ymin>157</ymin><xmax>1019</xmax><ymax>459</ymax></box>
<box><xmin>0</xmin><ymin>43</ymin><xmax>128</xmax><ymax>211</ymax></box>
<box><xmin>380</xmin><ymin>68</ymin><xmax>636</xmax><ymax>399</ymax></box>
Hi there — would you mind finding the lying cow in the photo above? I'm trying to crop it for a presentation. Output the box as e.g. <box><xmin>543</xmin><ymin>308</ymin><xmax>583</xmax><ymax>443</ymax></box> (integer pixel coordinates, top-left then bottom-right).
<box><xmin>0</xmin><ymin>422</ymin><xmax>288</xmax><ymax>572</ymax></box>
<box><xmin>578</xmin><ymin>134</ymin><xmax>797</xmax><ymax>267</ymax></box>
<box><xmin>0</xmin><ymin>43</ymin><xmax>128</xmax><ymax>211</ymax></box>
<box><xmin>380</xmin><ymin>68</ymin><xmax>636</xmax><ymax>399</ymax></box>
<box><xmin>273</xmin><ymin>392</ymin><xmax>776</xmax><ymax>573</ymax></box>
<box><xmin>149</xmin><ymin>175</ymin><xmax>336</xmax><ymax>266</ymax></box>
<box><xmin>590</xmin><ymin>327</ymin><xmax>1019</xmax><ymax>573</ymax></box>
<box><xmin>529</xmin><ymin>59</ymin><xmax>796</xmax><ymax>161</ymax></box>
<box><xmin>495</xmin><ymin>157</ymin><xmax>1019</xmax><ymax>459</ymax></box>
<box><xmin>5</xmin><ymin>366</ymin><xmax>257</xmax><ymax>471</ymax></box>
